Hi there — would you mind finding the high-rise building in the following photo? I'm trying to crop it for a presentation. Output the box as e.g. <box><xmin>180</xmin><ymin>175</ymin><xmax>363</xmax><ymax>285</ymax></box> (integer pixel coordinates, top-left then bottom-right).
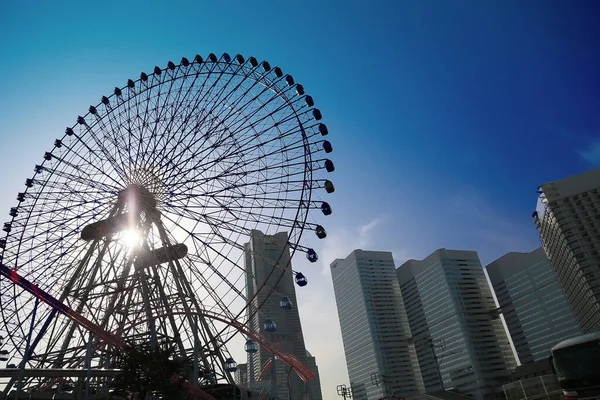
<box><xmin>244</xmin><ymin>230</ymin><xmax>323</xmax><ymax>400</ymax></box>
<box><xmin>397</xmin><ymin>249</ymin><xmax>515</xmax><ymax>400</ymax></box>
<box><xmin>330</xmin><ymin>250</ymin><xmax>424</xmax><ymax>400</ymax></box>
<box><xmin>306</xmin><ymin>351</ymin><xmax>323</xmax><ymax>400</ymax></box>
<box><xmin>534</xmin><ymin>168</ymin><xmax>600</xmax><ymax>332</ymax></box>
<box><xmin>486</xmin><ymin>248</ymin><xmax>583</xmax><ymax>364</ymax></box>
<box><xmin>235</xmin><ymin>363</ymin><xmax>248</xmax><ymax>385</ymax></box>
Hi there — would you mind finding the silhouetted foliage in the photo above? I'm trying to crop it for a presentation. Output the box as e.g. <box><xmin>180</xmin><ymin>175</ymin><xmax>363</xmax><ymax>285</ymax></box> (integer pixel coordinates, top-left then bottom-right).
<box><xmin>110</xmin><ymin>340</ymin><xmax>191</xmax><ymax>399</ymax></box>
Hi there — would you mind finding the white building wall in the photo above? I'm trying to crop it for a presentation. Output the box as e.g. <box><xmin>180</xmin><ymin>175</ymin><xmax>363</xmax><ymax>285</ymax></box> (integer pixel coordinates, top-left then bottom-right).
<box><xmin>397</xmin><ymin>249</ymin><xmax>515</xmax><ymax>400</ymax></box>
<box><xmin>486</xmin><ymin>248</ymin><xmax>583</xmax><ymax>364</ymax></box>
<box><xmin>331</xmin><ymin>250</ymin><xmax>424</xmax><ymax>400</ymax></box>
<box><xmin>534</xmin><ymin>168</ymin><xmax>600</xmax><ymax>332</ymax></box>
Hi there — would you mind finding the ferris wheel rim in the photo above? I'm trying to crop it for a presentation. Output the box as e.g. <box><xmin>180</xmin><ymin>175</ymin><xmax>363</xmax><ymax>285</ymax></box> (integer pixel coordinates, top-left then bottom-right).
<box><xmin>0</xmin><ymin>53</ymin><xmax>334</xmax><ymax>384</ymax></box>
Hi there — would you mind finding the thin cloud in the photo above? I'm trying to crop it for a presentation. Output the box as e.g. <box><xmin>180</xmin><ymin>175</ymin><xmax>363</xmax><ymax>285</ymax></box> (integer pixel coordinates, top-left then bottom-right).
<box><xmin>358</xmin><ymin>218</ymin><xmax>382</xmax><ymax>248</ymax></box>
<box><xmin>579</xmin><ymin>139</ymin><xmax>600</xmax><ymax>167</ymax></box>
<box><xmin>318</xmin><ymin>217</ymin><xmax>384</xmax><ymax>277</ymax></box>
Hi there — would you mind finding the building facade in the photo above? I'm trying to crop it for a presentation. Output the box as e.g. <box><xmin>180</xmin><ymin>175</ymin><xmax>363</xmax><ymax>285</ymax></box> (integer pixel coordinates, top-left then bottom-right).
<box><xmin>244</xmin><ymin>230</ymin><xmax>322</xmax><ymax>400</ymax></box>
<box><xmin>486</xmin><ymin>248</ymin><xmax>583</xmax><ymax>364</ymax></box>
<box><xmin>306</xmin><ymin>351</ymin><xmax>323</xmax><ymax>400</ymax></box>
<box><xmin>397</xmin><ymin>249</ymin><xmax>515</xmax><ymax>400</ymax></box>
<box><xmin>235</xmin><ymin>363</ymin><xmax>248</xmax><ymax>386</ymax></box>
<box><xmin>331</xmin><ymin>250</ymin><xmax>424</xmax><ymax>400</ymax></box>
<box><xmin>534</xmin><ymin>168</ymin><xmax>600</xmax><ymax>332</ymax></box>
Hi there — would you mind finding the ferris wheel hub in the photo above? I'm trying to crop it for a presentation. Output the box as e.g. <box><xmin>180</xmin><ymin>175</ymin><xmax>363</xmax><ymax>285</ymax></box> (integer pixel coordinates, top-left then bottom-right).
<box><xmin>123</xmin><ymin>165</ymin><xmax>165</xmax><ymax>205</ymax></box>
<box><xmin>119</xmin><ymin>184</ymin><xmax>157</xmax><ymax>213</ymax></box>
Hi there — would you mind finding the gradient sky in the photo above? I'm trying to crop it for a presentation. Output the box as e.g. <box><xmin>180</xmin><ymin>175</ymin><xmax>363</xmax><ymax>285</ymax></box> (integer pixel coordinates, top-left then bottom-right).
<box><xmin>1</xmin><ymin>1</ymin><xmax>600</xmax><ymax>398</ymax></box>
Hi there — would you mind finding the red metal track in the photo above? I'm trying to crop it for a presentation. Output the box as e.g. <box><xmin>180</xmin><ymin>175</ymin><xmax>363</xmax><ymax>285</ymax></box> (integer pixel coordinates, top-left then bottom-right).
<box><xmin>118</xmin><ymin>310</ymin><xmax>315</xmax><ymax>382</ymax></box>
<box><xmin>259</xmin><ymin>358</ymin><xmax>272</xmax><ymax>380</ymax></box>
<box><xmin>0</xmin><ymin>264</ymin><xmax>217</xmax><ymax>400</ymax></box>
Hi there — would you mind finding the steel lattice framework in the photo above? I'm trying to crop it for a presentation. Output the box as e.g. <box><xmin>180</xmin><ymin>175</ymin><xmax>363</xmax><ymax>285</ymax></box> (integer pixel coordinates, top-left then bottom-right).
<box><xmin>0</xmin><ymin>53</ymin><xmax>334</xmax><ymax>394</ymax></box>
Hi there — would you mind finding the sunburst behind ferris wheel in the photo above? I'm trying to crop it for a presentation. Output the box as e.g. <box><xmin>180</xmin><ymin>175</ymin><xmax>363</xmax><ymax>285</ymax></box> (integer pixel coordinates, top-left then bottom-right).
<box><xmin>0</xmin><ymin>52</ymin><xmax>335</xmax><ymax>392</ymax></box>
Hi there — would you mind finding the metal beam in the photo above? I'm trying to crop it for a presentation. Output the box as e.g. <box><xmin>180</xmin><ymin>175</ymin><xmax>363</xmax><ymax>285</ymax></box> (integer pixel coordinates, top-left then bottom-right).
<box><xmin>0</xmin><ymin>369</ymin><xmax>122</xmax><ymax>378</ymax></box>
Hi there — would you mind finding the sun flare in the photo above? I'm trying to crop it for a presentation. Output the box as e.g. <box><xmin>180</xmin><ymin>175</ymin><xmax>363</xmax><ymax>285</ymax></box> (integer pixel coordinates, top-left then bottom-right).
<box><xmin>121</xmin><ymin>229</ymin><xmax>142</xmax><ymax>249</ymax></box>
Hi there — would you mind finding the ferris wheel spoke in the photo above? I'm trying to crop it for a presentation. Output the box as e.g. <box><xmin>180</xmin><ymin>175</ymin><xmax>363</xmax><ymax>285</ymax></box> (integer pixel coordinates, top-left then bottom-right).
<box><xmin>157</xmin><ymin>81</ymin><xmax>300</xmax><ymax>183</ymax></box>
<box><xmin>8</xmin><ymin>246</ymin><xmax>73</xmax><ymax>280</ymax></box>
<box><xmin>154</xmin><ymin>111</ymin><xmax>244</xmax><ymax>188</ymax></box>
<box><xmin>162</xmin><ymin>121</ymin><xmax>301</xmax><ymax>190</ymax></box>
<box><xmin>196</xmin><ymin>101</ymin><xmax>297</xmax><ymax>165</ymax></box>
<box><xmin>93</xmin><ymin>124</ymin><xmax>132</xmax><ymax>181</ymax></box>
<box><xmin>216</xmin><ymin>78</ymin><xmax>289</xmax><ymax>130</ymax></box>
<box><xmin>158</xmin><ymin>124</ymin><xmax>242</xmax><ymax>189</ymax></box>
<box><xmin>143</xmin><ymin>84</ymin><xmax>201</xmax><ymax>168</ymax></box>
<box><xmin>54</xmin><ymin>134</ymin><xmax>124</xmax><ymax>189</ymax></box>
<box><xmin>13</xmin><ymin>242</ymin><xmax>81</xmax><ymax>277</ymax></box>
<box><xmin>131</xmin><ymin>85</ymin><xmax>155</xmax><ymax>165</ymax></box>
<box><xmin>184</xmin><ymin>255</ymin><xmax>246</xmax><ymax>323</ymax></box>
<box><xmin>106</xmin><ymin>101</ymin><xmax>143</xmax><ymax>169</ymax></box>
<box><xmin>186</xmin><ymin>65</ymin><xmax>264</xmax><ymax>134</ymax></box>
<box><xmin>193</xmin><ymin>66</ymin><xmax>278</xmax><ymax>135</ymax></box>
<box><xmin>139</xmin><ymin>75</ymin><xmax>191</xmax><ymax>167</ymax></box>
<box><xmin>156</xmin><ymin>73</ymin><xmax>283</xmax><ymax>184</ymax></box>
<box><xmin>165</xmin><ymin>203</ymin><xmax>295</xmax><ymax>253</ymax></box>
<box><xmin>10</xmin><ymin>205</ymin><xmax>99</xmax><ymax>245</ymax></box>
<box><xmin>165</xmin><ymin>182</ymin><xmax>320</xmax><ymax>211</ymax></box>
<box><xmin>165</xmin><ymin>145</ymin><xmax>307</xmax><ymax>197</ymax></box>
<box><xmin>128</xmin><ymin>80</ymin><xmax>157</xmax><ymax>169</ymax></box>
<box><xmin>130</xmin><ymin>92</ymin><xmax>148</xmax><ymax>169</ymax></box>
<box><xmin>17</xmin><ymin>200</ymin><xmax>107</xmax><ymax>225</ymax></box>
<box><xmin>33</xmin><ymin>158</ymin><xmax>109</xmax><ymax>193</ymax></box>
<box><xmin>223</xmin><ymin>122</ymin><xmax>320</xmax><ymax>164</ymax></box>
<box><xmin>209</xmin><ymin>83</ymin><xmax>307</xmax><ymax>146</ymax></box>
<box><xmin>9</xmin><ymin>238</ymin><xmax>83</xmax><ymax>283</ymax></box>
<box><xmin>159</xmin><ymin>211</ymin><xmax>248</xmax><ymax>274</ymax></box>
<box><xmin>162</xmin><ymin>107</ymin><xmax>320</xmax><ymax>191</ymax></box>
<box><xmin>20</xmin><ymin>191</ymin><xmax>113</xmax><ymax>216</ymax></box>
<box><xmin>143</xmin><ymin>61</ymin><xmax>230</xmax><ymax>165</ymax></box>
<box><xmin>183</xmin><ymin>198</ymin><xmax>324</xmax><ymax>212</ymax></box>
<box><xmin>180</xmin><ymin>162</ymin><xmax>310</xmax><ymax>198</ymax></box>
<box><xmin>184</xmin><ymin>253</ymin><xmax>244</xmax><ymax>317</ymax></box>
<box><xmin>204</xmin><ymin>138</ymin><xmax>310</xmax><ymax>181</ymax></box>
<box><xmin>214</xmin><ymin>208</ymin><xmax>313</xmax><ymax>233</ymax></box>
<box><xmin>112</xmin><ymin>91</ymin><xmax>143</xmax><ymax>178</ymax></box>
<box><xmin>157</xmin><ymin>112</ymin><xmax>231</xmax><ymax>182</ymax></box>
<box><xmin>160</xmin><ymin>205</ymin><xmax>250</xmax><ymax>251</ymax></box>
<box><xmin>37</xmin><ymin>162</ymin><xmax>120</xmax><ymax>194</ymax></box>
<box><xmin>75</xmin><ymin>118</ymin><xmax>129</xmax><ymax>179</ymax></box>
<box><xmin>132</xmin><ymin>73</ymin><xmax>172</xmax><ymax>166</ymax></box>
<box><xmin>93</xmin><ymin>104</ymin><xmax>133</xmax><ymax>171</ymax></box>
<box><xmin>151</xmin><ymin>220</ymin><xmax>232</xmax><ymax>366</ymax></box>
<box><xmin>144</xmin><ymin>63</ymin><xmax>234</xmax><ymax>169</ymax></box>
<box><xmin>110</xmin><ymin>93</ymin><xmax>141</xmax><ymax>169</ymax></box>
<box><xmin>141</xmin><ymin>106</ymin><xmax>217</xmax><ymax>182</ymax></box>
<box><xmin>181</xmin><ymin>61</ymin><xmax>245</xmax><ymax>126</ymax></box>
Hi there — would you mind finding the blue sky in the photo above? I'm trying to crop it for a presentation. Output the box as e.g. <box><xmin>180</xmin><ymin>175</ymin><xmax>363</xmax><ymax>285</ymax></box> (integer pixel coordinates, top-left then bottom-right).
<box><xmin>1</xmin><ymin>1</ymin><xmax>600</xmax><ymax>398</ymax></box>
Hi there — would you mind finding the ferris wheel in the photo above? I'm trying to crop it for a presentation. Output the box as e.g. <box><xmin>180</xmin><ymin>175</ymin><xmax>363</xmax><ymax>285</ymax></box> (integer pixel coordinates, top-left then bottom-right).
<box><xmin>0</xmin><ymin>53</ymin><xmax>334</xmax><ymax>392</ymax></box>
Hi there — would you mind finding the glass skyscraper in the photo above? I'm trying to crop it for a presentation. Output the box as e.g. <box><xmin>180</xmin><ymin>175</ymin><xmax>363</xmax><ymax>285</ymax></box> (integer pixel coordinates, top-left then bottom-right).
<box><xmin>534</xmin><ymin>168</ymin><xmax>600</xmax><ymax>332</ymax></box>
<box><xmin>244</xmin><ymin>230</ymin><xmax>322</xmax><ymax>400</ymax></box>
<box><xmin>331</xmin><ymin>250</ymin><xmax>424</xmax><ymax>400</ymax></box>
<box><xmin>397</xmin><ymin>249</ymin><xmax>515</xmax><ymax>400</ymax></box>
<box><xmin>486</xmin><ymin>247</ymin><xmax>583</xmax><ymax>364</ymax></box>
